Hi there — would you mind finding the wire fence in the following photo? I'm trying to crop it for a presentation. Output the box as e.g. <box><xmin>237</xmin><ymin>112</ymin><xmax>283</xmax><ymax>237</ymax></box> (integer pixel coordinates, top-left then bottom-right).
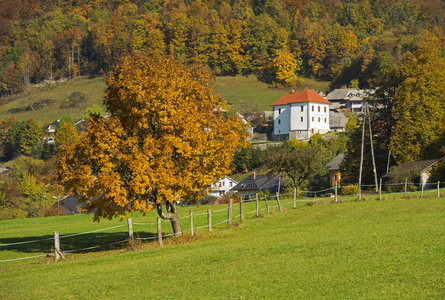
<box><xmin>1</xmin><ymin>180</ymin><xmax>444</xmax><ymax>264</ymax></box>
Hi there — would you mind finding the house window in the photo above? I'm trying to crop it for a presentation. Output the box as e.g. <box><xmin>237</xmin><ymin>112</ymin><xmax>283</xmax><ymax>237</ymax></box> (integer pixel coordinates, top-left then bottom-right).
<box><xmin>324</xmin><ymin>118</ymin><xmax>327</xmax><ymax>123</ymax></box>
<box><xmin>312</xmin><ymin>117</ymin><xmax>314</xmax><ymax>122</ymax></box>
<box><xmin>278</xmin><ymin>108</ymin><xmax>282</xmax><ymax>114</ymax></box>
<box><xmin>300</xmin><ymin>117</ymin><xmax>303</xmax><ymax>122</ymax></box>
<box><xmin>324</xmin><ymin>107</ymin><xmax>327</xmax><ymax>113</ymax></box>
<box><xmin>278</xmin><ymin>119</ymin><xmax>281</xmax><ymax>125</ymax></box>
<box><xmin>318</xmin><ymin>117</ymin><xmax>320</xmax><ymax>122</ymax></box>
<box><xmin>300</xmin><ymin>106</ymin><xmax>303</xmax><ymax>112</ymax></box>
<box><xmin>318</xmin><ymin>106</ymin><xmax>320</xmax><ymax>112</ymax></box>
<box><xmin>334</xmin><ymin>175</ymin><xmax>337</xmax><ymax>180</ymax></box>
<box><xmin>229</xmin><ymin>182</ymin><xmax>232</xmax><ymax>187</ymax></box>
<box><xmin>312</xmin><ymin>106</ymin><xmax>314</xmax><ymax>112</ymax></box>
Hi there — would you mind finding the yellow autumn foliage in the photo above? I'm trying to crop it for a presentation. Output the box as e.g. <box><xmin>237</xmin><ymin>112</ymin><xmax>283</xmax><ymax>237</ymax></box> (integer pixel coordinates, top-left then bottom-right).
<box><xmin>58</xmin><ymin>56</ymin><xmax>248</xmax><ymax>221</ymax></box>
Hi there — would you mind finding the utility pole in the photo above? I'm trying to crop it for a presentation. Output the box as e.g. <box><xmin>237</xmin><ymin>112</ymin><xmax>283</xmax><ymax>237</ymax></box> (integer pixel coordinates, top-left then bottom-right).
<box><xmin>358</xmin><ymin>111</ymin><xmax>365</xmax><ymax>200</ymax></box>
<box><xmin>366</xmin><ymin>103</ymin><xmax>379</xmax><ymax>193</ymax></box>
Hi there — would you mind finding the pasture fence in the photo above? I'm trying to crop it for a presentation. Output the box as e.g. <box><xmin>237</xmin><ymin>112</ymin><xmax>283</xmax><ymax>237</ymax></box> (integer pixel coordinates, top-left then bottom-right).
<box><xmin>1</xmin><ymin>180</ymin><xmax>444</xmax><ymax>263</ymax></box>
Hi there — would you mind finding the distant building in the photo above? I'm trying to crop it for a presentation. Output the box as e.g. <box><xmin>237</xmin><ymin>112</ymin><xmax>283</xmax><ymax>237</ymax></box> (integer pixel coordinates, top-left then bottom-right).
<box><xmin>325</xmin><ymin>153</ymin><xmax>345</xmax><ymax>187</ymax></box>
<box><xmin>329</xmin><ymin>112</ymin><xmax>348</xmax><ymax>132</ymax></box>
<box><xmin>326</xmin><ymin>89</ymin><xmax>375</xmax><ymax>113</ymax></box>
<box><xmin>382</xmin><ymin>158</ymin><xmax>443</xmax><ymax>190</ymax></box>
<box><xmin>232</xmin><ymin>172</ymin><xmax>284</xmax><ymax>200</ymax></box>
<box><xmin>208</xmin><ymin>176</ymin><xmax>238</xmax><ymax>197</ymax></box>
<box><xmin>271</xmin><ymin>87</ymin><xmax>331</xmax><ymax>140</ymax></box>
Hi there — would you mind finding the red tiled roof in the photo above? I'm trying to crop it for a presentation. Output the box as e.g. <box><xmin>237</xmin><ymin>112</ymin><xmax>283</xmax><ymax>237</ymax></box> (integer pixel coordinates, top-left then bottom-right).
<box><xmin>271</xmin><ymin>87</ymin><xmax>331</xmax><ymax>106</ymax></box>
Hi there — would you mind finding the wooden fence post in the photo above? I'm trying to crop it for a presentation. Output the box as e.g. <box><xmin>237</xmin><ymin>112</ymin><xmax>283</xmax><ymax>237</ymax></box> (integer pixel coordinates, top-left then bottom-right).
<box><xmin>255</xmin><ymin>193</ymin><xmax>259</xmax><ymax>217</ymax></box>
<box><xmin>157</xmin><ymin>218</ymin><xmax>163</xmax><ymax>247</ymax></box>
<box><xmin>207</xmin><ymin>209</ymin><xmax>212</xmax><ymax>232</ymax></box>
<box><xmin>127</xmin><ymin>218</ymin><xmax>133</xmax><ymax>241</ymax></box>
<box><xmin>265</xmin><ymin>194</ymin><xmax>270</xmax><ymax>214</ymax></box>
<box><xmin>276</xmin><ymin>192</ymin><xmax>282</xmax><ymax>212</ymax></box>
<box><xmin>335</xmin><ymin>182</ymin><xmax>338</xmax><ymax>203</ymax></box>
<box><xmin>438</xmin><ymin>181</ymin><xmax>440</xmax><ymax>198</ymax></box>
<box><xmin>189</xmin><ymin>210</ymin><xmax>194</xmax><ymax>236</ymax></box>
<box><xmin>293</xmin><ymin>187</ymin><xmax>297</xmax><ymax>208</ymax></box>
<box><xmin>379</xmin><ymin>178</ymin><xmax>382</xmax><ymax>200</ymax></box>
<box><xmin>404</xmin><ymin>178</ymin><xmax>408</xmax><ymax>197</ymax></box>
<box><xmin>54</xmin><ymin>231</ymin><xmax>60</xmax><ymax>262</ymax></box>
<box><xmin>240</xmin><ymin>198</ymin><xmax>243</xmax><ymax>222</ymax></box>
<box><xmin>228</xmin><ymin>199</ymin><xmax>232</xmax><ymax>225</ymax></box>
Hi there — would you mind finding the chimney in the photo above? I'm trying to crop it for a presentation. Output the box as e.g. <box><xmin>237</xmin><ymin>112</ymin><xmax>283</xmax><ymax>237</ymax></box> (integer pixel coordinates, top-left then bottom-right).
<box><xmin>253</xmin><ymin>171</ymin><xmax>256</xmax><ymax>180</ymax></box>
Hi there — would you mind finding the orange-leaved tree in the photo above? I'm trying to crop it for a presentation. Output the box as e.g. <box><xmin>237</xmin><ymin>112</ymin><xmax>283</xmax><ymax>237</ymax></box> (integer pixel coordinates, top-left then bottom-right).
<box><xmin>58</xmin><ymin>56</ymin><xmax>248</xmax><ymax>235</ymax></box>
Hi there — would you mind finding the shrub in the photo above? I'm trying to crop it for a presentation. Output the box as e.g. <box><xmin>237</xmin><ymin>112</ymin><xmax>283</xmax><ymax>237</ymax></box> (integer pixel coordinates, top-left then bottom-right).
<box><xmin>60</xmin><ymin>91</ymin><xmax>86</xmax><ymax>109</ymax></box>
<box><xmin>341</xmin><ymin>184</ymin><xmax>358</xmax><ymax>195</ymax></box>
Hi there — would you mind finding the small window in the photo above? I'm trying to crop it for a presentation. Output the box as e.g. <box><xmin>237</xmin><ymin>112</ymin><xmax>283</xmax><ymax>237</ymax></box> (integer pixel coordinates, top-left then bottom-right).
<box><xmin>300</xmin><ymin>106</ymin><xmax>303</xmax><ymax>112</ymax></box>
<box><xmin>312</xmin><ymin>117</ymin><xmax>314</xmax><ymax>122</ymax></box>
<box><xmin>229</xmin><ymin>182</ymin><xmax>232</xmax><ymax>187</ymax></box>
<box><xmin>312</xmin><ymin>106</ymin><xmax>314</xmax><ymax>112</ymax></box>
<box><xmin>318</xmin><ymin>117</ymin><xmax>320</xmax><ymax>122</ymax></box>
<box><xmin>324</xmin><ymin>107</ymin><xmax>327</xmax><ymax>113</ymax></box>
<box><xmin>324</xmin><ymin>118</ymin><xmax>327</xmax><ymax>123</ymax></box>
<box><xmin>318</xmin><ymin>106</ymin><xmax>320</xmax><ymax>112</ymax></box>
<box><xmin>278</xmin><ymin>119</ymin><xmax>281</xmax><ymax>125</ymax></box>
<box><xmin>278</xmin><ymin>108</ymin><xmax>282</xmax><ymax>114</ymax></box>
<box><xmin>300</xmin><ymin>117</ymin><xmax>303</xmax><ymax>122</ymax></box>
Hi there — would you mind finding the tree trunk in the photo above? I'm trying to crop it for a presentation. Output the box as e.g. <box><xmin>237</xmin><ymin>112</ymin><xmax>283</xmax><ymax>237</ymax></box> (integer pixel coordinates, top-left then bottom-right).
<box><xmin>156</xmin><ymin>202</ymin><xmax>183</xmax><ymax>237</ymax></box>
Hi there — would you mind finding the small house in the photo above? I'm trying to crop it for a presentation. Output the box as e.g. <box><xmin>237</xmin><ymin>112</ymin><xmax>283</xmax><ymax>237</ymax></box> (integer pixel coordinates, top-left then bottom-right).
<box><xmin>382</xmin><ymin>158</ymin><xmax>443</xmax><ymax>189</ymax></box>
<box><xmin>325</xmin><ymin>153</ymin><xmax>345</xmax><ymax>187</ymax></box>
<box><xmin>208</xmin><ymin>176</ymin><xmax>238</xmax><ymax>197</ymax></box>
<box><xmin>232</xmin><ymin>173</ymin><xmax>284</xmax><ymax>200</ymax></box>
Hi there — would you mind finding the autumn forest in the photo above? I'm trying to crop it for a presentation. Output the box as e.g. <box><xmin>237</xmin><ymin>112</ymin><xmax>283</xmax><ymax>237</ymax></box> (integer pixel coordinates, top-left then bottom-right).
<box><xmin>1</xmin><ymin>0</ymin><xmax>445</xmax><ymax>96</ymax></box>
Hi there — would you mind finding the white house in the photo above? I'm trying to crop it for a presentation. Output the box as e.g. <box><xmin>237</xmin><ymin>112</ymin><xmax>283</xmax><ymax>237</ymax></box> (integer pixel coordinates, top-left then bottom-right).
<box><xmin>271</xmin><ymin>87</ymin><xmax>331</xmax><ymax>140</ymax></box>
<box><xmin>208</xmin><ymin>176</ymin><xmax>238</xmax><ymax>197</ymax></box>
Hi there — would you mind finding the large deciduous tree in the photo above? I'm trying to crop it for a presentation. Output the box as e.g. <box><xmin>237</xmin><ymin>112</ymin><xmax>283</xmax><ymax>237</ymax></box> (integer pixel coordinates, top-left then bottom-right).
<box><xmin>389</xmin><ymin>32</ymin><xmax>445</xmax><ymax>163</ymax></box>
<box><xmin>58</xmin><ymin>56</ymin><xmax>248</xmax><ymax>235</ymax></box>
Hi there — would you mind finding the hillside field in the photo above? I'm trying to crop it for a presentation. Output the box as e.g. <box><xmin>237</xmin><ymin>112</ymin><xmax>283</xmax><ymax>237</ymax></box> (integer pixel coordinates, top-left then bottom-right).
<box><xmin>0</xmin><ymin>76</ymin><xmax>330</xmax><ymax>124</ymax></box>
<box><xmin>0</xmin><ymin>193</ymin><xmax>444</xmax><ymax>299</ymax></box>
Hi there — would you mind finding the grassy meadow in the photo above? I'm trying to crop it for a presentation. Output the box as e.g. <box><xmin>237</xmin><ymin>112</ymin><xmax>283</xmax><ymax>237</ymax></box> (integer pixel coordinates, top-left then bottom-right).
<box><xmin>1</xmin><ymin>193</ymin><xmax>444</xmax><ymax>299</ymax></box>
<box><xmin>0</xmin><ymin>75</ymin><xmax>330</xmax><ymax>124</ymax></box>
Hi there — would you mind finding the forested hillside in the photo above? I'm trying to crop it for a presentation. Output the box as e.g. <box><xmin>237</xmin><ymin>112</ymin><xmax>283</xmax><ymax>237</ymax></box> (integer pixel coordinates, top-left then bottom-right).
<box><xmin>1</xmin><ymin>0</ymin><xmax>445</xmax><ymax>97</ymax></box>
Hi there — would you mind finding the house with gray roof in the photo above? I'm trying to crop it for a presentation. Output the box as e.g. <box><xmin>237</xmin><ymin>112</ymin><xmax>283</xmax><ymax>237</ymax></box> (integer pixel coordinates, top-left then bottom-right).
<box><xmin>232</xmin><ymin>173</ymin><xmax>285</xmax><ymax>200</ymax></box>
<box><xmin>325</xmin><ymin>153</ymin><xmax>345</xmax><ymax>187</ymax></box>
<box><xmin>326</xmin><ymin>89</ymin><xmax>374</xmax><ymax>113</ymax></box>
<box><xmin>382</xmin><ymin>158</ymin><xmax>443</xmax><ymax>189</ymax></box>
<box><xmin>329</xmin><ymin>113</ymin><xmax>348</xmax><ymax>132</ymax></box>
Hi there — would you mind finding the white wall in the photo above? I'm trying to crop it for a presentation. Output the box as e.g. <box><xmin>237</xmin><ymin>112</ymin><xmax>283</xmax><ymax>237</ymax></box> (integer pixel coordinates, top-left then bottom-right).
<box><xmin>289</xmin><ymin>103</ymin><xmax>308</xmax><ymax>131</ymax></box>
<box><xmin>273</xmin><ymin>105</ymin><xmax>290</xmax><ymax>135</ymax></box>
<box><xmin>208</xmin><ymin>177</ymin><xmax>238</xmax><ymax>197</ymax></box>
<box><xmin>307</xmin><ymin>103</ymin><xmax>330</xmax><ymax>134</ymax></box>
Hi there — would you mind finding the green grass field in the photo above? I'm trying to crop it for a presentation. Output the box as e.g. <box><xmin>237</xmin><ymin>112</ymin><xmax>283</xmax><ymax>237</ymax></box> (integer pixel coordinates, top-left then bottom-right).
<box><xmin>0</xmin><ymin>75</ymin><xmax>330</xmax><ymax>124</ymax></box>
<box><xmin>1</xmin><ymin>193</ymin><xmax>444</xmax><ymax>299</ymax></box>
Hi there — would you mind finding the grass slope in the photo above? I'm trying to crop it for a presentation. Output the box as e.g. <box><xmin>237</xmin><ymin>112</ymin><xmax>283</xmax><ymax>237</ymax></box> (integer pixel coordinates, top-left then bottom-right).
<box><xmin>0</xmin><ymin>77</ymin><xmax>107</xmax><ymax>124</ymax></box>
<box><xmin>1</xmin><ymin>196</ymin><xmax>444</xmax><ymax>299</ymax></box>
<box><xmin>0</xmin><ymin>76</ymin><xmax>330</xmax><ymax>124</ymax></box>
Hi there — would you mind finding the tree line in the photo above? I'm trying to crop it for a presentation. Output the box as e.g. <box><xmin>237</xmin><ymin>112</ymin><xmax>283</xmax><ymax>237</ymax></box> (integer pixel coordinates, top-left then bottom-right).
<box><xmin>1</xmin><ymin>0</ymin><xmax>445</xmax><ymax>96</ymax></box>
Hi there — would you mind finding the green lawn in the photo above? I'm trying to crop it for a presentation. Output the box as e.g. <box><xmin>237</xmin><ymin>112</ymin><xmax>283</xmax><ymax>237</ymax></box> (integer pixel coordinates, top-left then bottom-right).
<box><xmin>1</xmin><ymin>195</ymin><xmax>444</xmax><ymax>299</ymax></box>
